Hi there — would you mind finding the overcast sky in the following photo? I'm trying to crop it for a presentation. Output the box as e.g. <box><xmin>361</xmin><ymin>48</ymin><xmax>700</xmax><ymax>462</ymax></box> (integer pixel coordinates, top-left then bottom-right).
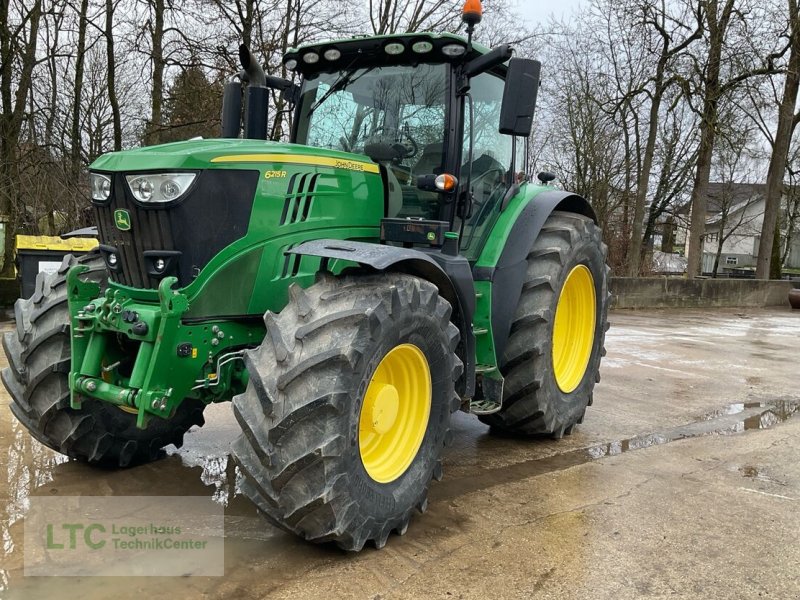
<box><xmin>512</xmin><ymin>0</ymin><xmax>585</xmax><ymax>26</ymax></box>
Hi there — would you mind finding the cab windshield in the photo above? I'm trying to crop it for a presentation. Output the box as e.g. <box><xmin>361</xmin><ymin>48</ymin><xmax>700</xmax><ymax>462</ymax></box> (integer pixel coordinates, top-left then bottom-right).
<box><xmin>295</xmin><ymin>64</ymin><xmax>448</xmax><ymax>218</ymax></box>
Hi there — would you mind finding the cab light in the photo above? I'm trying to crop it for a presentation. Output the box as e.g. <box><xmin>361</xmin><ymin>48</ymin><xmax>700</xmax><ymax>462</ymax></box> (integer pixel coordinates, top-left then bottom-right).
<box><xmin>323</xmin><ymin>48</ymin><xmax>341</xmax><ymax>61</ymax></box>
<box><xmin>285</xmin><ymin>58</ymin><xmax>298</xmax><ymax>70</ymax></box>
<box><xmin>384</xmin><ymin>42</ymin><xmax>405</xmax><ymax>55</ymax></box>
<box><xmin>412</xmin><ymin>41</ymin><xmax>434</xmax><ymax>54</ymax></box>
<box><xmin>442</xmin><ymin>44</ymin><xmax>467</xmax><ymax>57</ymax></box>
<box><xmin>303</xmin><ymin>52</ymin><xmax>320</xmax><ymax>64</ymax></box>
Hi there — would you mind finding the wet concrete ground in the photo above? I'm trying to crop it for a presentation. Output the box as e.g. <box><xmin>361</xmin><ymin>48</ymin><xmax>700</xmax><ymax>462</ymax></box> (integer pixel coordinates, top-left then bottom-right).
<box><xmin>1</xmin><ymin>307</ymin><xmax>799</xmax><ymax>599</ymax></box>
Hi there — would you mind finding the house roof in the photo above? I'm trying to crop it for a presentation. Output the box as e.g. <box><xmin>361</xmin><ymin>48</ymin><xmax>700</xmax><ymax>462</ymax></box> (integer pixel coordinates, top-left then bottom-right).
<box><xmin>705</xmin><ymin>183</ymin><xmax>765</xmax><ymax>215</ymax></box>
<box><xmin>675</xmin><ymin>182</ymin><xmax>766</xmax><ymax>216</ymax></box>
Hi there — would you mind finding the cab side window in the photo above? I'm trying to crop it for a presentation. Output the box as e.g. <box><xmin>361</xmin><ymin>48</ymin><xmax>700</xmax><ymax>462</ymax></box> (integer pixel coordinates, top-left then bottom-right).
<box><xmin>461</xmin><ymin>72</ymin><xmax>513</xmax><ymax>258</ymax></box>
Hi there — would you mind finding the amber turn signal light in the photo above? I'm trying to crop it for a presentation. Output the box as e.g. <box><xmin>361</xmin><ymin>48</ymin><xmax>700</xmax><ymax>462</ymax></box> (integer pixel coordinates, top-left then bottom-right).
<box><xmin>434</xmin><ymin>173</ymin><xmax>458</xmax><ymax>192</ymax></box>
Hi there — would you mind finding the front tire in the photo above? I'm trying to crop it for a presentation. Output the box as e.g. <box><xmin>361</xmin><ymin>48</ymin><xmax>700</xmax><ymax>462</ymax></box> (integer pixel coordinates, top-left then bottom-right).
<box><xmin>1</xmin><ymin>253</ymin><xmax>206</xmax><ymax>467</ymax></box>
<box><xmin>231</xmin><ymin>273</ymin><xmax>462</xmax><ymax>550</ymax></box>
<box><xmin>479</xmin><ymin>211</ymin><xmax>610</xmax><ymax>437</ymax></box>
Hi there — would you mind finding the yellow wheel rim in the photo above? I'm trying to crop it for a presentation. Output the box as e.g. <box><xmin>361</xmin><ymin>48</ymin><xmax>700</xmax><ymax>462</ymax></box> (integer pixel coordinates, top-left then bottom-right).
<box><xmin>552</xmin><ymin>264</ymin><xmax>596</xmax><ymax>394</ymax></box>
<box><xmin>359</xmin><ymin>343</ymin><xmax>431</xmax><ymax>484</ymax></box>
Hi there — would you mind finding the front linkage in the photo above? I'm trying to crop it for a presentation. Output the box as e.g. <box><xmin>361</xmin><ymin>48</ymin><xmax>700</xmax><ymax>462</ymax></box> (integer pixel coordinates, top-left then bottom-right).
<box><xmin>65</xmin><ymin>264</ymin><xmax>262</xmax><ymax>429</ymax></box>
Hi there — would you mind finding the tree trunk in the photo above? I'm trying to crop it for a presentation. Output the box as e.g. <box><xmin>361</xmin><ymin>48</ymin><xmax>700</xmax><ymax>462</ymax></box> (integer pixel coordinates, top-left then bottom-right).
<box><xmin>686</xmin><ymin>117</ymin><xmax>716</xmax><ymax>277</ymax></box>
<box><xmin>244</xmin><ymin>0</ymin><xmax>254</xmax><ymax>49</ymax></box>
<box><xmin>106</xmin><ymin>0</ymin><xmax>122</xmax><ymax>151</ymax></box>
<box><xmin>687</xmin><ymin>0</ymin><xmax>732</xmax><ymax>278</ymax></box>
<box><xmin>712</xmin><ymin>229</ymin><xmax>725</xmax><ymax>277</ymax></box>
<box><xmin>770</xmin><ymin>214</ymin><xmax>783</xmax><ymax>278</ymax></box>
<box><xmin>627</xmin><ymin>82</ymin><xmax>664</xmax><ymax>276</ymax></box>
<box><xmin>756</xmin><ymin>0</ymin><xmax>800</xmax><ymax>279</ymax></box>
<box><xmin>0</xmin><ymin>0</ymin><xmax>42</xmax><ymax>277</ymax></box>
<box><xmin>71</xmin><ymin>0</ymin><xmax>90</xmax><ymax>176</ymax></box>
<box><xmin>148</xmin><ymin>0</ymin><xmax>165</xmax><ymax>146</ymax></box>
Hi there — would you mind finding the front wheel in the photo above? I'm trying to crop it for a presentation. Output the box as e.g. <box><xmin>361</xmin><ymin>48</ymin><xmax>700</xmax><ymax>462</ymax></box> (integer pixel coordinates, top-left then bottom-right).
<box><xmin>479</xmin><ymin>211</ymin><xmax>610</xmax><ymax>437</ymax></box>
<box><xmin>231</xmin><ymin>273</ymin><xmax>462</xmax><ymax>550</ymax></box>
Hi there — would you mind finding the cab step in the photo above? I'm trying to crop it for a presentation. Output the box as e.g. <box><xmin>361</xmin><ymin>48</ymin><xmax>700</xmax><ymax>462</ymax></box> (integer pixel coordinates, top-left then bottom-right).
<box><xmin>474</xmin><ymin>363</ymin><xmax>496</xmax><ymax>374</ymax></box>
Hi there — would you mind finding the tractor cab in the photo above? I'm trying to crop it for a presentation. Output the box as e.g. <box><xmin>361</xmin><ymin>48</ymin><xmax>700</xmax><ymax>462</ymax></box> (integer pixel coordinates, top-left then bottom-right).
<box><xmin>224</xmin><ymin>28</ymin><xmax>541</xmax><ymax>260</ymax></box>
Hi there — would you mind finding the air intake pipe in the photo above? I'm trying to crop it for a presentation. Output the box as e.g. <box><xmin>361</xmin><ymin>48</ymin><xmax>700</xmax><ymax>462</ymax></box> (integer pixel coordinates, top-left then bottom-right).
<box><xmin>221</xmin><ymin>76</ymin><xmax>243</xmax><ymax>138</ymax></box>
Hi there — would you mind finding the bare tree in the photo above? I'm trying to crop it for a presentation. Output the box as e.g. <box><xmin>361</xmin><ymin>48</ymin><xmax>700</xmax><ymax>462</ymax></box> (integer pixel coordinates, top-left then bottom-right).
<box><xmin>623</xmin><ymin>0</ymin><xmax>704</xmax><ymax>276</ymax></box>
<box><xmin>107</xmin><ymin>0</ymin><xmax>123</xmax><ymax>150</ymax></box>
<box><xmin>0</xmin><ymin>0</ymin><xmax>43</xmax><ymax>275</ymax></box>
<box><xmin>686</xmin><ymin>0</ymin><xmax>780</xmax><ymax>278</ymax></box>
<box><xmin>368</xmin><ymin>0</ymin><xmax>459</xmax><ymax>35</ymax></box>
<box><xmin>756</xmin><ymin>0</ymin><xmax>800</xmax><ymax>278</ymax></box>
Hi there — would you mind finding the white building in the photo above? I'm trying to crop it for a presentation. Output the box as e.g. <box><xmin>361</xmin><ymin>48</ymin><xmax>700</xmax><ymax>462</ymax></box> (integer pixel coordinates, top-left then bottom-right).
<box><xmin>675</xmin><ymin>183</ymin><xmax>800</xmax><ymax>275</ymax></box>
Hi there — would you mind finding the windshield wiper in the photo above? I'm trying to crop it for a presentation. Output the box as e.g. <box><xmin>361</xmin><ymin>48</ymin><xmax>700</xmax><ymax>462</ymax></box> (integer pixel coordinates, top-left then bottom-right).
<box><xmin>307</xmin><ymin>64</ymin><xmax>377</xmax><ymax>117</ymax></box>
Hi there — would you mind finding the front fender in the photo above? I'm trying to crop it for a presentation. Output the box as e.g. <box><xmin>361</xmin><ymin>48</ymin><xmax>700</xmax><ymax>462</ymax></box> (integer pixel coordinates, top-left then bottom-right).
<box><xmin>289</xmin><ymin>239</ymin><xmax>476</xmax><ymax>397</ymax></box>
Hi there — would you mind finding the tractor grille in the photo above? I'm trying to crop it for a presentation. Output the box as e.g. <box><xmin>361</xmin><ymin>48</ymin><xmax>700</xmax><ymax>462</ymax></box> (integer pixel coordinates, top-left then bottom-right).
<box><xmin>93</xmin><ymin>170</ymin><xmax>259</xmax><ymax>289</ymax></box>
<box><xmin>95</xmin><ymin>193</ymin><xmax>175</xmax><ymax>289</ymax></box>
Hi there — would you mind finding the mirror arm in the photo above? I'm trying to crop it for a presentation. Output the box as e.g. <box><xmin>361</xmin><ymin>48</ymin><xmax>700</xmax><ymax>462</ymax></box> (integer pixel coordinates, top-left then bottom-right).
<box><xmin>464</xmin><ymin>44</ymin><xmax>513</xmax><ymax>78</ymax></box>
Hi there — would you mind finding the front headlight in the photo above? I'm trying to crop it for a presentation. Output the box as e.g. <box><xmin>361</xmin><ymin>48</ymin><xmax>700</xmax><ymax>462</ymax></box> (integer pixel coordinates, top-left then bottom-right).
<box><xmin>125</xmin><ymin>173</ymin><xmax>197</xmax><ymax>204</ymax></box>
<box><xmin>90</xmin><ymin>173</ymin><xmax>112</xmax><ymax>202</ymax></box>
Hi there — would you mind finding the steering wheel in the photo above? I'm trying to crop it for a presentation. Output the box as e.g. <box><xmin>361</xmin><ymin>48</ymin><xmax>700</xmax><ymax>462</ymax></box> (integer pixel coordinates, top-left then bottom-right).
<box><xmin>365</xmin><ymin>130</ymin><xmax>420</xmax><ymax>163</ymax></box>
<box><xmin>392</xmin><ymin>134</ymin><xmax>419</xmax><ymax>160</ymax></box>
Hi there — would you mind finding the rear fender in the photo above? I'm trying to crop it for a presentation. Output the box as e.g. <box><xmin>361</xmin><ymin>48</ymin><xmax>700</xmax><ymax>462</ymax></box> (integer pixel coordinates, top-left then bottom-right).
<box><xmin>474</xmin><ymin>190</ymin><xmax>596</xmax><ymax>362</ymax></box>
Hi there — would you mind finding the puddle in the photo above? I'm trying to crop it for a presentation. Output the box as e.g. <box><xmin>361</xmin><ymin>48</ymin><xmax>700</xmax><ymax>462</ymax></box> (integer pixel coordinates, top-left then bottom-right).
<box><xmin>2</xmin><ymin>393</ymin><xmax>798</xmax><ymax>597</ymax></box>
<box><xmin>433</xmin><ymin>398</ymin><xmax>800</xmax><ymax>502</ymax></box>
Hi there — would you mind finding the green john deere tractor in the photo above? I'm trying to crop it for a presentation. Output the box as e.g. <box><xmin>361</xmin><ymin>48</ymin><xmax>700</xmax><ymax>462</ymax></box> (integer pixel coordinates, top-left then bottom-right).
<box><xmin>2</xmin><ymin>2</ymin><xmax>609</xmax><ymax>551</ymax></box>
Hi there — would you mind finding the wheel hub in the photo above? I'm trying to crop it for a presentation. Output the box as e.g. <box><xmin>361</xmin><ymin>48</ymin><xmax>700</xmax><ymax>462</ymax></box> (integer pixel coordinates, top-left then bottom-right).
<box><xmin>364</xmin><ymin>382</ymin><xmax>400</xmax><ymax>434</ymax></box>
<box><xmin>358</xmin><ymin>343</ymin><xmax>431</xmax><ymax>483</ymax></box>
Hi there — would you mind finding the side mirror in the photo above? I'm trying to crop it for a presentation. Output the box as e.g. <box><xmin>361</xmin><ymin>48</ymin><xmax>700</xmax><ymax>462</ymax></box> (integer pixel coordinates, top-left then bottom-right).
<box><xmin>499</xmin><ymin>58</ymin><xmax>541</xmax><ymax>137</ymax></box>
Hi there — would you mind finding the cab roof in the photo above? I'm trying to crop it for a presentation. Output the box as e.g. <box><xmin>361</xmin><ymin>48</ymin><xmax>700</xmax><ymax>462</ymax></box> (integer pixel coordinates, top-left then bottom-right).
<box><xmin>283</xmin><ymin>32</ymin><xmax>492</xmax><ymax>76</ymax></box>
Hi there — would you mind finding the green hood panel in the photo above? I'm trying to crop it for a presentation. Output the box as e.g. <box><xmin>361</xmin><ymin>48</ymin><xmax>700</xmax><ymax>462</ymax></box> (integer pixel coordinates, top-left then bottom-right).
<box><xmin>90</xmin><ymin>139</ymin><xmax>380</xmax><ymax>173</ymax></box>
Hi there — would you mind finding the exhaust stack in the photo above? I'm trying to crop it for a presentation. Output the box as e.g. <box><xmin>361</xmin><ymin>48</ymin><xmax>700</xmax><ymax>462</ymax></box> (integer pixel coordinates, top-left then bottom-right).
<box><xmin>240</xmin><ymin>44</ymin><xmax>268</xmax><ymax>140</ymax></box>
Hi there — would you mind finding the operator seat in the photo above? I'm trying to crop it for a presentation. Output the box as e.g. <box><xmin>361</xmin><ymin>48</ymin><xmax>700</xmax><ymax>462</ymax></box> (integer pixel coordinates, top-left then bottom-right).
<box><xmin>414</xmin><ymin>143</ymin><xmax>444</xmax><ymax>176</ymax></box>
<box><xmin>384</xmin><ymin>166</ymin><xmax>403</xmax><ymax>217</ymax></box>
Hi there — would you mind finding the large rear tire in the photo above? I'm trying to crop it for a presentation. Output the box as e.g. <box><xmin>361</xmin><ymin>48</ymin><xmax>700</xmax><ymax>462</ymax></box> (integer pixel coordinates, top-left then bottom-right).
<box><xmin>479</xmin><ymin>211</ymin><xmax>610</xmax><ymax>437</ymax></box>
<box><xmin>231</xmin><ymin>273</ymin><xmax>461</xmax><ymax>551</ymax></box>
<box><xmin>1</xmin><ymin>253</ymin><xmax>206</xmax><ymax>467</ymax></box>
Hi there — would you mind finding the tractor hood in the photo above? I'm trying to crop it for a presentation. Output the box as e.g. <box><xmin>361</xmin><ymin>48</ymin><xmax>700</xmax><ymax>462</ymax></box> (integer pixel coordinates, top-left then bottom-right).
<box><xmin>87</xmin><ymin>137</ymin><xmax>385</xmax><ymax>296</ymax></box>
<box><xmin>90</xmin><ymin>139</ymin><xmax>381</xmax><ymax>174</ymax></box>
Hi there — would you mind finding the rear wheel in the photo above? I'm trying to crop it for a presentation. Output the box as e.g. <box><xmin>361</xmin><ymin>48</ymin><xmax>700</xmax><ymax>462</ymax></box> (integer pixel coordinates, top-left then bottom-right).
<box><xmin>479</xmin><ymin>211</ymin><xmax>610</xmax><ymax>436</ymax></box>
<box><xmin>231</xmin><ymin>273</ymin><xmax>461</xmax><ymax>550</ymax></box>
<box><xmin>1</xmin><ymin>253</ymin><xmax>206</xmax><ymax>467</ymax></box>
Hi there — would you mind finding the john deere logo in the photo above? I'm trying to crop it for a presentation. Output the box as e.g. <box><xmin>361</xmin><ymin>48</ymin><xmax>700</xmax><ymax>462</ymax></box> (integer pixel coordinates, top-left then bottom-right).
<box><xmin>114</xmin><ymin>209</ymin><xmax>131</xmax><ymax>231</ymax></box>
